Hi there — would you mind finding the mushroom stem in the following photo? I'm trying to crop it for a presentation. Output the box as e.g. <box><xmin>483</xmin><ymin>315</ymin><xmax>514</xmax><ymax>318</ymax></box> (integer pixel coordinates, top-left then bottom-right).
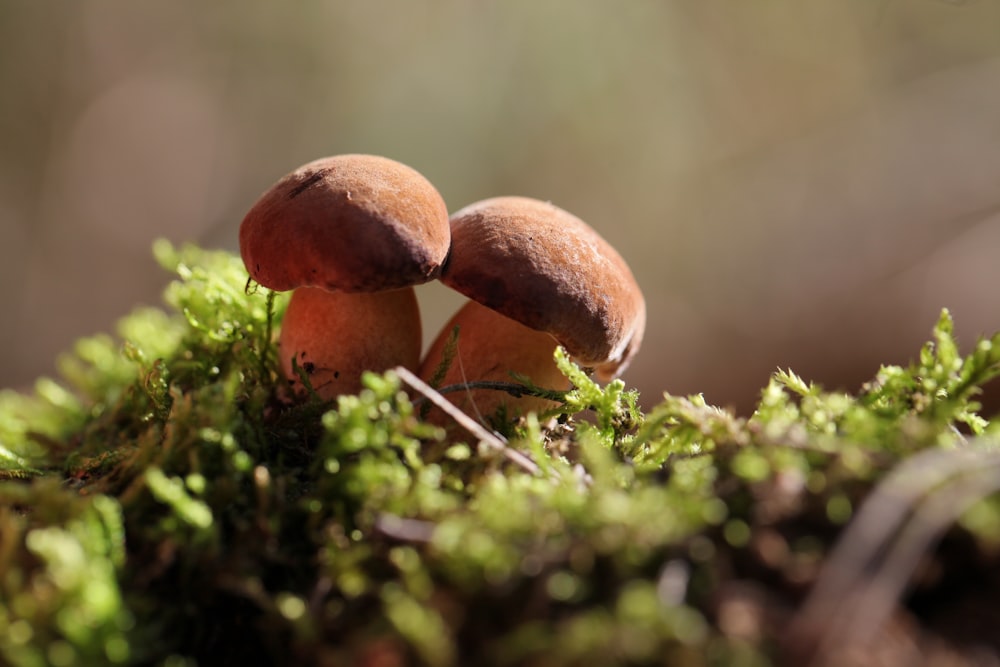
<box><xmin>280</xmin><ymin>286</ymin><xmax>421</xmax><ymax>400</ymax></box>
<box><xmin>418</xmin><ymin>300</ymin><xmax>570</xmax><ymax>423</ymax></box>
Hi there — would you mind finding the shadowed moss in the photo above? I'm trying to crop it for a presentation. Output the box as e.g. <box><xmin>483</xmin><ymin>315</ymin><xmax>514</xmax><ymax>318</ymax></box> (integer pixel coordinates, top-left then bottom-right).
<box><xmin>1</xmin><ymin>242</ymin><xmax>999</xmax><ymax>666</ymax></box>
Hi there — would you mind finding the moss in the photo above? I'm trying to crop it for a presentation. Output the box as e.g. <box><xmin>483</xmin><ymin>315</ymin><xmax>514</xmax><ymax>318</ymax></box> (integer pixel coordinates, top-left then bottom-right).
<box><xmin>1</xmin><ymin>242</ymin><xmax>999</xmax><ymax>666</ymax></box>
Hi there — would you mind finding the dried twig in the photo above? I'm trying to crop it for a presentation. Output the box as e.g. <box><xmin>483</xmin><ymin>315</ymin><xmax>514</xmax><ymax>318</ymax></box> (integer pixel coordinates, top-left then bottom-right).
<box><xmin>394</xmin><ymin>366</ymin><xmax>542</xmax><ymax>476</ymax></box>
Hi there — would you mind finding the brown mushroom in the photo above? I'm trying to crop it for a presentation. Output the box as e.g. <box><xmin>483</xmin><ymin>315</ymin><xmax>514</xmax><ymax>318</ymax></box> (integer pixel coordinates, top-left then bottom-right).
<box><xmin>419</xmin><ymin>196</ymin><xmax>645</xmax><ymax>421</ymax></box>
<box><xmin>240</xmin><ymin>154</ymin><xmax>450</xmax><ymax>399</ymax></box>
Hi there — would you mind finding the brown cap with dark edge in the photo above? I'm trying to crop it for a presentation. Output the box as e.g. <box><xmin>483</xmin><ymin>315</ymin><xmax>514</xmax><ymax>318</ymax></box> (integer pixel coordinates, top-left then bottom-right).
<box><xmin>239</xmin><ymin>154</ymin><xmax>450</xmax><ymax>293</ymax></box>
<box><xmin>441</xmin><ymin>196</ymin><xmax>646</xmax><ymax>380</ymax></box>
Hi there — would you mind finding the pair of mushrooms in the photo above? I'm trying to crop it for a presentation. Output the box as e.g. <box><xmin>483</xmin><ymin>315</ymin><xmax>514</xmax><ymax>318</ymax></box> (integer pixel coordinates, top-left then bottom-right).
<box><xmin>239</xmin><ymin>154</ymin><xmax>645</xmax><ymax>421</ymax></box>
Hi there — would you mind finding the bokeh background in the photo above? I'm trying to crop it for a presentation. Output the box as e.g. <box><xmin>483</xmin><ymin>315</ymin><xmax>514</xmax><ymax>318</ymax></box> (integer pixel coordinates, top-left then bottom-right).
<box><xmin>2</xmin><ymin>1</ymin><xmax>999</xmax><ymax>415</ymax></box>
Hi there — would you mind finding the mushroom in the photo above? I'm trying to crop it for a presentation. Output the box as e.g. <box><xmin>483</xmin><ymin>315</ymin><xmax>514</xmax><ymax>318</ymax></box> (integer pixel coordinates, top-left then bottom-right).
<box><xmin>419</xmin><ymin>196</ymin><xmax>646</xmax><ymax>421</ymax></box>
<box><xmin>240</xmin><ymin>154</ymin><xmax>450</xmax><ymax>400</ymax></box>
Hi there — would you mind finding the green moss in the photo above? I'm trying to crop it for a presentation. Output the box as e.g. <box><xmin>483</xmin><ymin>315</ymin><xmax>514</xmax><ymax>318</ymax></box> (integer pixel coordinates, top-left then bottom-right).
<box><xmin>1</xmin><ymin>242</ymin><xmax>999</xmax><ymax>666</ymax></box>
<box><xmin>0</xmin><ymin>482</ymin><xmax>131</xmax><ymax>667</ymax></box>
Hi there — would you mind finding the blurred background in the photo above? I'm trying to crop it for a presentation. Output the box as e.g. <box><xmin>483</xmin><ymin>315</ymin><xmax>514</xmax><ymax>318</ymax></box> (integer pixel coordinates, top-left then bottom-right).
<box><xmin>2</xmin><ymin>1</ymin><xmax>999</xmax><ymax>415</ymax></box>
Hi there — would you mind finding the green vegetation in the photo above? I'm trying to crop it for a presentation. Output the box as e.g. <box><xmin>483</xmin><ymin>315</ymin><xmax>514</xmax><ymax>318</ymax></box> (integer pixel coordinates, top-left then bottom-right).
<box><xmin>2</xmin><ymin>243</ymin><xmax>999</xmax><ymax>666</ymax></box>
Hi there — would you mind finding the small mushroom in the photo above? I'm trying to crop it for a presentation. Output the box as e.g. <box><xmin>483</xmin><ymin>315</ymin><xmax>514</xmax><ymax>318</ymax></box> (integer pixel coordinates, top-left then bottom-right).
<box><xmin>240</xmin><ymin>154</ymin><xmax>450</xmax><ymax>399</ymax></box>
<box><xmin>419</xmin><ymin>196</ymin><xmax>645</xmax><ymax>420</ymax></box>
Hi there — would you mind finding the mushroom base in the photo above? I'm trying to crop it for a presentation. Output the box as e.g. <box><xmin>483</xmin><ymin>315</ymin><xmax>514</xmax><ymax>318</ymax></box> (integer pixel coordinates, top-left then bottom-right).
<box><xmin>419</xmin><ymin>300</ymin><xmax>570</xmax><ymax>426</ymax></box>
<box><xmin>280</xmin><ymin>286</ymin><xmax>421</xmax><ymax>400</ymax></box>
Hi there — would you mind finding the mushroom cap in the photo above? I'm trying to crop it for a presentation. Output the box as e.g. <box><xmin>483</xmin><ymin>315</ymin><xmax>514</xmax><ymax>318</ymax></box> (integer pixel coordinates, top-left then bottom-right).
<box><xmin>441</xmin><ymin>196</ymin><xmax>646</xmax><ymax>380</ymax></box>
<box><xmin>240</xmin><ymin>154</ymin><xmax>450</xmax><ymax>293</ymax></box>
